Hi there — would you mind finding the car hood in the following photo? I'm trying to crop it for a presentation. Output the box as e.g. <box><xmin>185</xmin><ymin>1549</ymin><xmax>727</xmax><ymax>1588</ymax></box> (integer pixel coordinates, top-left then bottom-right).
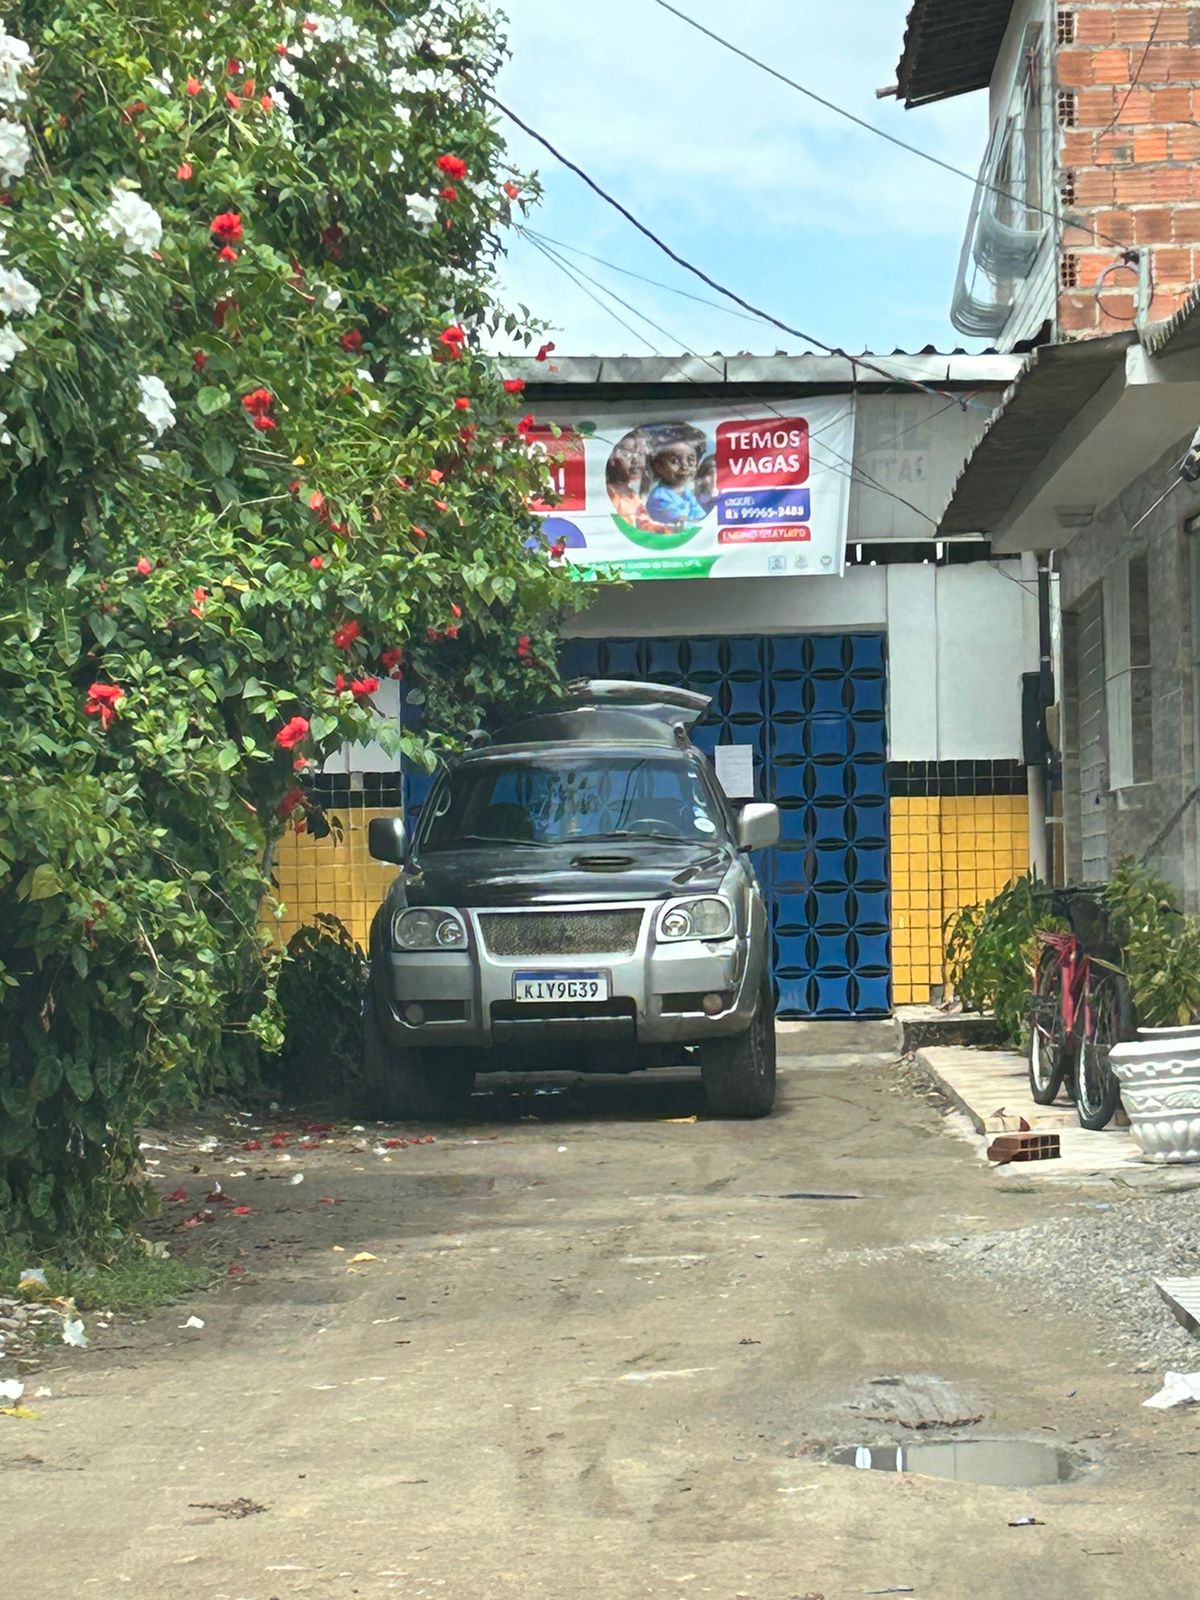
<box><xmin>403</xmin><ymin>839</ymin><xmax>733</xmax><ymax>908</ymax></box>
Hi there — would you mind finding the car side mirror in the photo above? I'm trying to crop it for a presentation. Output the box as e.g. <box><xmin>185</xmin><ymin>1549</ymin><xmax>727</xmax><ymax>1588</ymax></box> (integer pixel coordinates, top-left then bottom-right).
<box><xmin>368</xmin><ymin>815</ymin><xmax>408</xmax><ymax>864</ymax></box>
<box><xmin>736</xmin><ymin>802</ymin><xmax>780</xmax><ymax>851</ymax></box>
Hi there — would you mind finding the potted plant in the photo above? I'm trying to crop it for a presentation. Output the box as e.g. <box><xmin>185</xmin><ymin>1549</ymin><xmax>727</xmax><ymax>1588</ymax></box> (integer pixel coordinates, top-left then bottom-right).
<box><xmin>1107</xmin><ymin>863</ymin><xmax>1200</xmax><ymax>1162</ymax></box>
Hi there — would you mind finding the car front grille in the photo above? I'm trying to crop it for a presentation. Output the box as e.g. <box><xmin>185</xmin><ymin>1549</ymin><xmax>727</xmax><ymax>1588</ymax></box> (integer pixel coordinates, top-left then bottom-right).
<box><xmin>478</xmin><ymin>909</ymin><xmax>643</xmax><ymax>958</ymax></box>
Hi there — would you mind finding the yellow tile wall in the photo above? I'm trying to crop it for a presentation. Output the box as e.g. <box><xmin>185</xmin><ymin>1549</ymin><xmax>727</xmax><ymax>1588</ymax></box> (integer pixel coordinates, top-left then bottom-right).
<box><xmin>891</xmin><ymin>792</ymin><xmax>1029</xmax><ymax>1005</ymax></box>
<box><xmin>265</xmin><ymin>807</ymin><xmax>400</xmax><ymax>950</ymax></box>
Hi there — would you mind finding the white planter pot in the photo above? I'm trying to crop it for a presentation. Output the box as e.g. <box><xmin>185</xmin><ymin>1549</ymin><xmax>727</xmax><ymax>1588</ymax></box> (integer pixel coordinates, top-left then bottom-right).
<box><xmin>1110</xmin><ymin>1038</ymin><xmax>1200</xmax><ymax>1163</ymax></box>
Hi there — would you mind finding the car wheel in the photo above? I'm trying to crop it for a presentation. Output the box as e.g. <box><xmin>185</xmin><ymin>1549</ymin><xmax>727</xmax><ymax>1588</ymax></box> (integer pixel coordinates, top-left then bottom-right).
<box><xmin>701</xmin><ymin>974</ymin><xmax>777</xmax><ymax>1118</ymax></box>
<box><xmin>363</xmin><ymin>988</ymin><xmax>475</xmax><ymax>1121</ymax></box>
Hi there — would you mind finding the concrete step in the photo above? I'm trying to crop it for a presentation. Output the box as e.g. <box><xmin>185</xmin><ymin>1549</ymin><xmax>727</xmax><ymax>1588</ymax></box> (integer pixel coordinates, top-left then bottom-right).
<box><xmin>895</xmin><ymin>1005</ymin><xmax>1007</xmax><ymax>1054</ymax></box>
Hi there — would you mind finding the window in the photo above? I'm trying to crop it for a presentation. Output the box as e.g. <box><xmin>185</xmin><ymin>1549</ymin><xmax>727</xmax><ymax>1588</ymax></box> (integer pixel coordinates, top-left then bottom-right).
<box><xmin>1103</xmin><ymin>552</ymin><xmax>1153</xmax><ymax>788</ymax></box>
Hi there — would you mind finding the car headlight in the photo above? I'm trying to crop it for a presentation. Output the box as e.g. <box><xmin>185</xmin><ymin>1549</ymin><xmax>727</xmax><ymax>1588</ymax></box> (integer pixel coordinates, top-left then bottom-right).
<box><xmin>392</xmin><ymin>907</ymin><xmax>467</xmax><ymax>951</ymax></box>
<box><xmin>656</xmin><ymin>896</ymin><xmax>734</xmax><ymax>942</ymax></box>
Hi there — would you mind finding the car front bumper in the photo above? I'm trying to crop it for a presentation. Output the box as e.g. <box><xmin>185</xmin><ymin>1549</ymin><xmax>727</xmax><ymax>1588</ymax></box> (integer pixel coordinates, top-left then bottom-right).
<box><xmin>372</xmin><ymin>901</ymin><xmax>761</xmax><ymax>1053</ymax></box>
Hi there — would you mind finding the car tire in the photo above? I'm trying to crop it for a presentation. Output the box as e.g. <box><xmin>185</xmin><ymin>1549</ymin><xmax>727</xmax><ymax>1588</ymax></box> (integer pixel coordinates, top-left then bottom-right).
<box><xmin>363</xmin><ymin>988</ymin><xmax>475</xmax><ymax>1121</ymax></box>
<box><xmin>701</xmin><ymin>974</ymin><xmax>777</xmax><ymax>1118</ymax></box>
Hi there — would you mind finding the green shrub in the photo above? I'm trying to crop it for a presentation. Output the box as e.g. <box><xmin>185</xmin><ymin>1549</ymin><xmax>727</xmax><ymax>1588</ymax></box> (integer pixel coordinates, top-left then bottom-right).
<box><xmin>1105</xmin><ymin>859</ymin><xmax>1200</xmax><ymax>1027</ymax></box>
<box><xmin>269</xmin><ymin>915</ymin><xmax>367</xmax><ymax>1096</ymax></box>
<box><xmin>944</xmin><ymin>874</ymin><xmax>1055</xmax><ymax>1045</ymax></box>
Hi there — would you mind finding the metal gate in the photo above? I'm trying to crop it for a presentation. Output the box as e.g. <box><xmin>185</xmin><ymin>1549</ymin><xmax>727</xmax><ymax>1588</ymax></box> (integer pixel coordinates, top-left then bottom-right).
<box><xmin>560</xmin><ymin>635</ymin><xmax>890</xmax><ymax>1018</ymax></box>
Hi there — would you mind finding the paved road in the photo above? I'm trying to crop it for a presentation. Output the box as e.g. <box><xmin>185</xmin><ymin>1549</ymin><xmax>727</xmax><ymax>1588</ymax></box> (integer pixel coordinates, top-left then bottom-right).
<box><xmin>6</xmin><ymin>1024</ymin><xmax>1199</xmax><ymax>1598</ymax></box>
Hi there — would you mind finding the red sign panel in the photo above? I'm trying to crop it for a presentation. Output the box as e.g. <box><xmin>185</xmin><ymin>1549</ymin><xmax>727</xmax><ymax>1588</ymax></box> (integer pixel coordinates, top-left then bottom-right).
<box><xmin>527</xmin><ymin>426</ymin><xmax>586</xmax><ymax>513</ymax></box>
<box><xmin>715</xmin><ymin>417</ymin><xmax>810</xmax><ymax>492</ymax></box>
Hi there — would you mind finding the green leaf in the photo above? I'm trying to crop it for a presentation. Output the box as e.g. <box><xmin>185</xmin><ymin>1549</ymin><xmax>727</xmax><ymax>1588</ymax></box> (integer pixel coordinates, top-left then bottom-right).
<box><xmin>64</xmin><ymin>1056</ymin><xmax>93</xmax><ymax>1102</ymax></box>
<box><xmin>309</xmin><ymin>713</ymin><xmax>338</xmax><ymax>741</ymax></box>
<box><xmin>216</xmin><ymin>743</ymin><xmax>240</xmax><ymax>771</ymax></box>
<box><xmin>20</xmin><ymin>864</ymin><xmax>62</xmax><ymax>901</ymax></box>
<box><xmin>197</xmin><ymin>385</ymin><xmax>231</xmax><ymax>416</ymax></box>
<box><xmin>202</xmin><ymin>434</ymin><xmax>236</xmax><ymax>478</ymax></box>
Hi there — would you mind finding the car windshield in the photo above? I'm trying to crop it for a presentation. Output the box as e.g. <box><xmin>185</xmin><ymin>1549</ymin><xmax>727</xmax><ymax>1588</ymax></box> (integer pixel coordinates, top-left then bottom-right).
<box><xmin>420</xmin><ymin>754</ymin><xmax>724</xmax><ymax>848</ymax></box>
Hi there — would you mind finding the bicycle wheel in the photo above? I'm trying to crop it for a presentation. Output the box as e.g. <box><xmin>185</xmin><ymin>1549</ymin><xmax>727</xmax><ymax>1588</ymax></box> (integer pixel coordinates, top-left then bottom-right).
<box><xmin>1075</xmin><ymin>969</ymin><xmax>1132</xmax><ymax>1130</ymax></box>
<box><xmin>1028</xmin><ymin>945</ymin><xmax>1072</xmax><ymax>1105</ymax></box>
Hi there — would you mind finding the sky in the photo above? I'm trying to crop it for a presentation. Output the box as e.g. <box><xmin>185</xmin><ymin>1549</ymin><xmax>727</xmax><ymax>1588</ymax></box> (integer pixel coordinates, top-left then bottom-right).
<box><xmin>489</xmin><ymin>0</ymin><xmax>989</xmax><ymax>361</ymax></box>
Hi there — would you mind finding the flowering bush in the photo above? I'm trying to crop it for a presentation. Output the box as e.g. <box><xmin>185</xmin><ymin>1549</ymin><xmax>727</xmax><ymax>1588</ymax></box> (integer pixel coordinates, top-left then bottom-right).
<box><xmin>0</xmin><ymin>1</ymin><xmax>578</xmax><ymax>1243</ymax></box>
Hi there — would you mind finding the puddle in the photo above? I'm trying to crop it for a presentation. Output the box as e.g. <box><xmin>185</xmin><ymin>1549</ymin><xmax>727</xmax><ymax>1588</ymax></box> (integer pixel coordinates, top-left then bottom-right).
<box><xmin>831</xmin><ymin>1439</ymin><xmax>1079</xmax><ymax>1487</ymax></box>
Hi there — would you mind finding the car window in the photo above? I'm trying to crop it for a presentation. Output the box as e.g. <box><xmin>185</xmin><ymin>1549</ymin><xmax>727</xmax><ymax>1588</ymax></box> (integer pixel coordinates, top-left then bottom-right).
<box><xmin>420</xmin><ymin>755</ymin><xmax>723</xmax><ymax>847</ymax></box>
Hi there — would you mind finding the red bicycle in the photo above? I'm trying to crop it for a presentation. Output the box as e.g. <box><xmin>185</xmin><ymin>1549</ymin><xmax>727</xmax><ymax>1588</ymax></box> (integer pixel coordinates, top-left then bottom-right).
<box><xmin>1026</xmin><ymin>889</ymin><xmax>1134</xmax><ymax>1131</ymax></box>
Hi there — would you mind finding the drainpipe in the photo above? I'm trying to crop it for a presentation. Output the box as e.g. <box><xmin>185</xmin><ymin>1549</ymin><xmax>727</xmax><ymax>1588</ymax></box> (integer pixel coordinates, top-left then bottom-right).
<box><xmin>1027</xmin><ymin>551</ymin><xmax>1054</xmax><ymax>882</ymax></box>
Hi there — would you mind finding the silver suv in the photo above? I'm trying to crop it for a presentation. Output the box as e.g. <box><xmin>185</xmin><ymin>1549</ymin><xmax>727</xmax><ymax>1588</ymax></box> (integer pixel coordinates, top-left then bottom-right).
<box><xmin>364</xmin><ymin>681</ymin><xmax>780</xmax><ymax>1118</ymax></box>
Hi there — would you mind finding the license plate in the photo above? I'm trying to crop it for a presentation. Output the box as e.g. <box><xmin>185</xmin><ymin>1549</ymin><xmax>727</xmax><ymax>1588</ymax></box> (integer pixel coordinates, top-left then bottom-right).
<box><xmin>513</xmin><ymin>971</ymin><xmax>608</xmax><ymax>1003</ymax></box>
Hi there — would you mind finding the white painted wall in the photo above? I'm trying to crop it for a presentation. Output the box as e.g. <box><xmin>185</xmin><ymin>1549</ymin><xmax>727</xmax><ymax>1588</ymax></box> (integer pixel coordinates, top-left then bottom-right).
<box><xmin>565</xmin><ymin>564</ymin><xmax>887</xmax><ymax>637</ymax></box>
<box><xmin>847</xmin><ymin>395</ymin><xmax>1006</xmax><ymax>540</ymax></box>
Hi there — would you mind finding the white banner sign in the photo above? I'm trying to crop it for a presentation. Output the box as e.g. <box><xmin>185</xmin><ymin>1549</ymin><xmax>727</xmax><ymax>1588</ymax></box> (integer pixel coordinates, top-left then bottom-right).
<box><xmin>527</xmin><ymin>398</ymin><xmax>854</xmax><ymax>581</ymax></box>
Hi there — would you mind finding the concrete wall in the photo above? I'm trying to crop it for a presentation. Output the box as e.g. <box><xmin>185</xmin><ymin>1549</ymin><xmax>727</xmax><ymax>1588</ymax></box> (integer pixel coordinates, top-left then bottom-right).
<box><xmin>1058</xmin><ymin>432</ymin><xmax>1200</xmax><ymax>901</ymax></box>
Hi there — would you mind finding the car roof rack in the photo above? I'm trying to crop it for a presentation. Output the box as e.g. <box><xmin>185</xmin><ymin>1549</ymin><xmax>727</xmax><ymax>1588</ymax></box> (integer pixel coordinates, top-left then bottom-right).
<box><xmin>558</xmin><ymin>678</ymin><xmax>711</xmax><ymax>729</ymax></box>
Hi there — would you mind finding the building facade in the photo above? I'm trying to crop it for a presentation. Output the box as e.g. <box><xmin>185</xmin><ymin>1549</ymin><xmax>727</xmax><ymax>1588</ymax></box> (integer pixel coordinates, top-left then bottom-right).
<box><xmin>896</xmin><ymin>0</ymin><xmax>1200</xmax><ymax>905</ymax></box>
<box><xmin>274</xmin><ymin>352</ymin><xmax>1039</xmax><ymax>1015</ymax></box>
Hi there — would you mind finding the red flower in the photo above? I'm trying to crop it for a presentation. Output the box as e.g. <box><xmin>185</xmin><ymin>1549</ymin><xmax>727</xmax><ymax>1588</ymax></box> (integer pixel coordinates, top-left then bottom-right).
<box><xmin>241</xmin><ymin>387</ymin><xmax>274</xmax><ymax>416</ymax></box>
<box><xmin>503</xmin><ymin>378</ymin><xmax>525</xmax><ymax>394</ymax></box>
<box><xmin>334</xmin><ymin>673</ymin><xmax>348</xmax><ymax>692</ymax></box>
<box><xmin>410</xmin><ymin>524</ymin><xmax>427</xmax><ymax>540</ymax></box>
<box><xmin>225</xmin><ymin>89</ymin><xmax>241</xmax><ymax>109</ymax></box>
<box><xmin>231</xmin><ymin>1205</ymin><xmax>253</xmax><ymax>1216</ymax></box>
<box><xmin>381</xmin><ymin>646</ymin><xmax>404</xmax><ymax>675</ymax></box>
<box><xmin>309</xmin><ymin>555</ymin><xmax>325</xmax><ymax>570</ymax></box>
<box><xmin>225</xmin><ymin>57</ymin><xmax>241</xmax><ymax>76</ymax></box>
<box><xmin>308</xmin><ymin>490</ymin><xmax>326</xmax><ymax>515</ymax></box>
<box><xmin>84</xmin><ymin>682</ymin><xmax>124</xmax><ymax>730</ymax></box>
<box><xmin>270</xmin><ymin>1132</ymin><xmax>289</xmax><ymax>1148</ymax></box>
<box><xmin>260</xmin><ymin>92</ymin><xmax>273</xmax><ymax>113</ymax></box>
<box><xmin>516</xmin><ymin>413</ymin><xmax>535</xmax><ymax>438</ymax></box>
<box><xmin>252</xmin><ymin>415</ymin><xmax>276</xmax><ymax>431</ymax></box>
<box><xmin>439</xmin><ymin>186</ymin><xmax>458</xmax><ymax>202</ymax></box>
<box><xmin>450</xmin><ymin>602</ymin><xmax>463</xmax><ymax>619</ymax></box>
<box><xmin>550</xmin><ymin>539</ymin><xmax>567</xmax><ymax>559</ymax></box>
<box><xmin>459</xmin><ymin>424</ymin><xmax>477</xmax><ymax>445</ymax></box>
<box><xmin>212</xmin><ymin>296</ymin><xmax>236</xmax><ymax>328</ymax></box>
<box><xmin>136</xmin><ymin>556</ymin><xmax>153</xmax><ymax>576</ymax></box>
<box><xmin>276</xmin><ymin>787</ymin><xmax>304</xmax><ymax>818</ymax></box>
<box><xmin>185</xmin><ymin>75</ymin><xmax>203</xmax><ymax>96</ymax></box>
<box><xmin>332</xmin><ymin>619</ymin><xmax>361</xmax><ymax>649</ymax></box>
<box><xmin>274</xmin><ymin>42</ymin><xmax>289</xmax><ymax>55</ymax></box>
<box><xmin>437</xmin><ymin>153</ymin><xmax>467</xmax><ymax>179</ymax></box>
<box><xmin>121</xmin><ymin>100</ymin><xmax>148</xmax><ymax>123</ymax></box>
<box><xmin>350</xmin><ymin>675</ymin><xmax>380</xmax><ymax>699</ymax></box>
<box><xmin>445</xmin><ymin>625</ymin><xmax>459</xmax><ymax>641</ymax></box>
<box><xmin>287</xmin><ymin>479</ymin><xmax>301</xmax><ymax>494</ymax></box>
<box><xmin>302</xmin><ymin>17</ymin><xmax>318</xmax><ymax>30</ymax></box>
<box><xmin>193</xmin><ymin>350</ymin><xmax>207</xmax><ymax>371</ymax></box>
<box><xmin>503</xmin><ymin>181</ymin><xmax>520</xmax><ymax>200</ymax></box>
<box><xmin>177</xmin><ymin>162</ymin><xmax>193</xmax><ymax>181</ymax></box>
<box><xmin>293</xmin><ymin>755</ymin><xmax>310</xmax><ymax>771</ymax></box>
<box><xmin>242</xmin><ymin>78</ymin><xmax>256</xmax><ymax>96</ymax></box>
<box><xmin>433</xmin><ymin>499</ymin><xmax>449</xmax><ymax>513</ymax></box>
<box><xmin>275</xmin><ymin>716</ymin><xmax>310</xmax><ymax>750</ymax></box>
<box><xmin>426</xmin><ymin>627</ymin><xmax>441</xmax><ymax>643</ymax></box>
<box><xmin>322</xmin><ymin>222</ymin><xmax>343</xmax><ymax>259</ymax></box>
<box><xmin>217</xmin><ymin>245</ymin><xmax>238</xmax><ymax>263</ymax></box>
<box><xmin>454</xmin><ymin>397</ymin><xmax>471</xmax><ymax>410</ymax></box>
<box><xmin>211</xmin><ymin>211</ymin><xmax>243</xmax><ymax>244</ymax></box>
<box><xmin>241</xmin><ymin>1138</ymin><xmax>262</xmax><ymax>1150</ymax></box>
<box><xmin>535</xmin><ymin>341</ymin><xmax>555</xmax><ymax>361</ymax></box>
<box><xmin>339</xmin><ymin>329</ymin><xmax>364</xmax><ymax>352</ymax></box>
<box><xmin>165</xmin><ymin>1188</ymin><xmax>188</xmax><ymax>1203</ymax></box>
<box><xmin>516</xmin><ymin>634</ymin><xmax>532</xmax><ymax>660</ymax></box>
<box><xmin>437</xmin><ymin>324</ymin><xmax>466</xmax><ymax>357</ymax></box>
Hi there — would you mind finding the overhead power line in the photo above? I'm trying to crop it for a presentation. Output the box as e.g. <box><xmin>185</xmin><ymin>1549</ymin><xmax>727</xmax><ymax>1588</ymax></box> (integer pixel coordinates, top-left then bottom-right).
<box><xmin>523</xmin><ymin>229</ymin><xmax>943</xmax><ymax>529</ymax></box>
<box><xmin>479</xmin><ymin>87</ymin><xmax>973</xmax><ymax>411</ymax></box>
<box><xmin>649</xmin><ymin>0</ymin><xmax>1133</xmax><ymax>256</ymax></box>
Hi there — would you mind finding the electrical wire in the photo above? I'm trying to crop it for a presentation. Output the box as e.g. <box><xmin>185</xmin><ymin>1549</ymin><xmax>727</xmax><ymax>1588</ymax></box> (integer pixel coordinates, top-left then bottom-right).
<box><xmin>1100</xmin><ymin>2</ymin><xmax>1168</xmax><ymax>133</ymax></box>
<box><xmin>523</xmin><ymin>228</ymin><xmax>945</xmax><ymax>530</ymax></box>
<box><xmin>650</xmin><ymin>0</ymin><xmax>1134</xmax><ymax>256</ymax></box>
<box><xmin>479</xmin><ymin>86</ymin><xmax>974</xmax><ymax>411</ymax></box>
<box><xmin>523</xmin><ymin>231</ymin><xmax>664</xmax><ymax>356</ymax></box>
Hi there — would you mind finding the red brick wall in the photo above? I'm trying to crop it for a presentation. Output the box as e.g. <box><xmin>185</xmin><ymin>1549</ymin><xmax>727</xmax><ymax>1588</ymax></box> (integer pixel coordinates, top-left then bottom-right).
<box><xmin>1056</xmin><ymin>0</ymin><xmax>1200</xmax><ymax>335</ymax></box>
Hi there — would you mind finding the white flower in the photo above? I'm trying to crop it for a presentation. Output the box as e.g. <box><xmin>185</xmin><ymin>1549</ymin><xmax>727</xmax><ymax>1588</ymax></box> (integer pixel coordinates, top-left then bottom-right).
<box><xmin>51</xmin><ymin>207</ymin><xmax>85</xmax><ymax>240</ymax></box>
<box><xmin>355</xmin><ymin>367</ymin><xmax>374</xmax><ymax>384</ymax></box>
<box><xmin>0</xmin><ymin>323</ymin><xmax>26</xmax><ymax>369</ymax></box>
<box><xmin>428</xmin><ymin>38</ymin><xmax>453</xmax><ymax>57</ymax></box>
<box><xmin>99</xmin><ymin>188</ymin><xmax>163</xmax><ymax>256</ymax></box>
<box><xmin>0</xmin><ymin>28</ymin><xmax>32</xmax><ymax>107</ymax></box>
<box><xmin>136</xmin><ymin>374</ymin><xmax>175</xmax><ymax>437</ymax></box>
<box><xmin>390</xmin><ymin>103</ymin><xmax>412</xmax><ymax>128</ymax></box>
<box><xmin>0</xmin><ymin>410</ymin><xmax>10</xmax><ymax>445</ymax></box>
<box><xmin>0</xmin><ymin>117</ymin><xmax>31</xmax><ymax>184</ymax></box>
<box><xmin>98</xmin><ymin>288</ymin><xmax>129</xmax><ymax>321</ymax></box>
<box><xmin>0</xmin><ymin>264</ymin><xmax>39</xmax><ymax>317</ymax></box>
<box><xmin>406</xmin><ymin>192</ymin><xmax>438</xmax><ymax>229</ymax></box>
<box><xmin>320</xmin><ymin>285</ymin><xmax>343</xmax><ymax>311</ymax></box>
<box><xmin>147</xmin><ymin>69</ymin><xmax>174</xmax><ymax>95</ymax></box>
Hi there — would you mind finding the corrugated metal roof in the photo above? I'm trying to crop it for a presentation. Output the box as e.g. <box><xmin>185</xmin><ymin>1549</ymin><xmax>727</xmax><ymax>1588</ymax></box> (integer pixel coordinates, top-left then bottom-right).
<box><xmin>935</xmin><ymin>334</ymin><xmax>1135</xmax><ymax>535</ymax></box>
<box><xmin>1143</xmin><ymin>284</ymin><xmax>1200</xmax><ymax>359</ymax></box>
<box><xmin>895</xmin><ymin>0</ymin><xmax>1015</xmax><ymax>109</ymax></box>
<box><xmin>505</xmin><ymin>349</ymin><xmax>1021</xmax><ymax>392</ymax></box>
